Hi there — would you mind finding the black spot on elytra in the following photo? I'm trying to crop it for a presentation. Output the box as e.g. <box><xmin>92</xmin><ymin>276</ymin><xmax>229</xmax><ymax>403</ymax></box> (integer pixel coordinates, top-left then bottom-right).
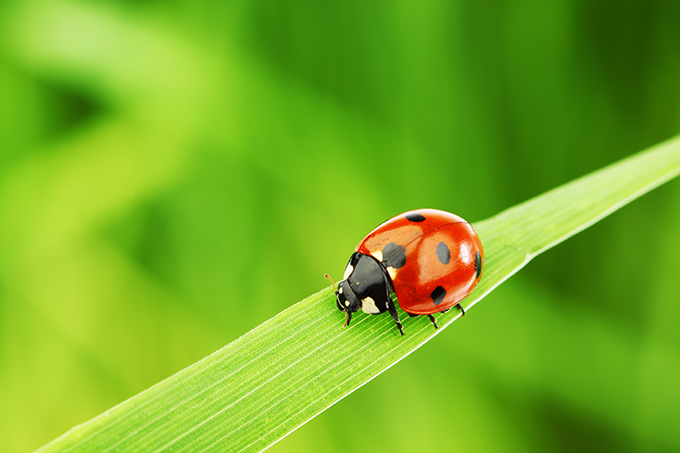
<box><xmin>405</xmin><ymin>212</ymin><xmax>426</xmax><ymax>222</ymax></box>
<box><xmin>431</xmin><ymin>286</ymin><xmax>446</xmax><ymax>305</ymax></box>
<box><xmin>382</xmin><ymin>242</ymin><xmax>406</xmax><ymax>269</ymax></box>
<box><xmin>436</xmin><ymin>242</ymin><xmax>450</xmax><ymax>264</ymax></box>
<box><xmin>474</xmin><ymin>251</ymin><xmax>482</xmax><ymax>279</ymax></box>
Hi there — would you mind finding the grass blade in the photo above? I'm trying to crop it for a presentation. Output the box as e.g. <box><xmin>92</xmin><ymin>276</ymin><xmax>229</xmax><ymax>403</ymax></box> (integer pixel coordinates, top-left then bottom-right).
<box><xmin>35</xmin><ymin>135</ymin><xmax>680</xmax><ymax>453</ymax></box>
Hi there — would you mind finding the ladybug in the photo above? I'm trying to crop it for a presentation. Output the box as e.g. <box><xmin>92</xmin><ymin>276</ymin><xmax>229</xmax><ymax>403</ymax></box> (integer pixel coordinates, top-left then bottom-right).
<box><xmin>328</xmin><ymin>209</ymin><xmax>483</xmax><ymax>335</ymax></box>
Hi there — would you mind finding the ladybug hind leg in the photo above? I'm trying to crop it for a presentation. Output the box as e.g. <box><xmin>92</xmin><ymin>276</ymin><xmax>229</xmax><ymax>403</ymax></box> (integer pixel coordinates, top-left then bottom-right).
<box><xmin>439</xmin><ymin>304</ymin><xmax>466</xmax><ymax>316</ymax></box>
<box><xmin>426</xmin><ymin>303</ymin><xmax>466</xmax><ymax>329</ymax></box>
<box><xmin>455</xmin><ymin>303</ymin><xmax>466</xmax><ymax>316</ymax></box>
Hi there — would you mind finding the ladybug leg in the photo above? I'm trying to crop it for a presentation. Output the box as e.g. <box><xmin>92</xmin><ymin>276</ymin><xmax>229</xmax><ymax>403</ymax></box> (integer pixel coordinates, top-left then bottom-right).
<box><xmin>455</xmin><ymin>303</ymin><xmax>466</xmax><ymax>316</ymax></box>
<box><xmin>383</xmin><ymin>275</ymin><xmax>404</xmax><ymax>336</ymax></box>
<box><xmin>427</xmin><ymin>314</ymin><xmax>439</xmax><ymax>329</ymax></box>
<box><xmin>344</xmin><ymin>310</ymin><xmax>352</xmax><ymax>327</ymax></box>
<box><xmin>387</xmin><ymin>304</ymin><xmax>404</xmax><ymax>336</ymax></box>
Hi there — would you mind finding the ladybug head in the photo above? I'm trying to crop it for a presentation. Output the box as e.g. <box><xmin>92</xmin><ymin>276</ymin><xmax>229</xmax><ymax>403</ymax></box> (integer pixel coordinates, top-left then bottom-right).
<box><xmin>335</xmin><ymin>279</ymin><xmax>362</xmax><ymax>325</ymax></box>
<box><xmin>325</xmin><ymin>273</ymin><xmax>361</xmax><ymax>327</ymax></box>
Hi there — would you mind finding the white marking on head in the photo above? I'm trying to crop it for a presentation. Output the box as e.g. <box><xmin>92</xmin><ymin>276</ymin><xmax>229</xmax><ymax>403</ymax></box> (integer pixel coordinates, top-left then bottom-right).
<box><xmin>344</xmin><ymin>300</ymin><xmax>350</xmax><ymax>307</ymax></box>
<box><xmin>338</xmin><ymin>286</ymin><xmax>343</xmax><ymax>294</ymax></box>
<box><xmin>343</xmin><ymin>263</ymin><xmax>354</xmax><ymax>280</ymax></box>
<box><xmin>386</xmin><ymin>266</ymin><xmax>397</xmax><ymax>280</ymax></box>
<box><xmin>371</xmin><ymin>250</ymin><xmax>383</xmax><ymax>262</ymax></box>
<box><xmin>361</xmin><ymin>297</ymin><xmax>381</xmax><ymax>314</ymax></box>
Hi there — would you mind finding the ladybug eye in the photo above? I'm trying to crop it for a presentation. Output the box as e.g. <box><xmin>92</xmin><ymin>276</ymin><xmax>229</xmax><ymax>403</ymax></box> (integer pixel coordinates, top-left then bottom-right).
<box><xmin>335</xmin><ymin>290</ymin><xmax>347</xmax><ymax>311</ymax></box>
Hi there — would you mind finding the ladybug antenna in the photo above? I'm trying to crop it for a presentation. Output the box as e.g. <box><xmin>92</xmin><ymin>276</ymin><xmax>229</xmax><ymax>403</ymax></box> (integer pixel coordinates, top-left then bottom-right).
<box><xmin>324</xmin><ymin>273</ymin><xmax>337</xmax><ymax>292</ymax></box>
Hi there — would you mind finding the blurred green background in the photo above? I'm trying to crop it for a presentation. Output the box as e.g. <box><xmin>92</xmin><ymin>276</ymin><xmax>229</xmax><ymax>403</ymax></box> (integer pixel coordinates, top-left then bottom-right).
<box><xmin>1</xmin><ymin>0</ymin><xmax>680</xmax><ymax>452</ymax></box>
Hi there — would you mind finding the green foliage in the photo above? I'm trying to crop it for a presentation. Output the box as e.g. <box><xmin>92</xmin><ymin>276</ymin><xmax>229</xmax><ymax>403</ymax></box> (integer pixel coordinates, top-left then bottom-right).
<box><xmin>35</xmin><ymin>137</ymin><xmax>680</xmax><ymax>452</ymax></box>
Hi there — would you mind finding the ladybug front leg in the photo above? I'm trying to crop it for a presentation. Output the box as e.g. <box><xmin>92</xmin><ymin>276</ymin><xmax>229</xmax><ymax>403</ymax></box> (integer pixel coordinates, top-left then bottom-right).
<box><xmin>383</xmin><ymin>275</ymin><xmax>404</xmax><ymax>336</ymax></box>
<box><xmin>387</xmin><ymin>304</ymin><xmax>404</xmax><ymax>336</ymax></box>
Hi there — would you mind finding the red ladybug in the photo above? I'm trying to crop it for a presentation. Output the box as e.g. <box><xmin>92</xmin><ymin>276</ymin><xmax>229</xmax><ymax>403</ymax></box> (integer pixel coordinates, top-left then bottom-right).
<box><xmin>328</xmin><ymin>209</ymin><xmax>483</xmax><ymax>335</ymax></box>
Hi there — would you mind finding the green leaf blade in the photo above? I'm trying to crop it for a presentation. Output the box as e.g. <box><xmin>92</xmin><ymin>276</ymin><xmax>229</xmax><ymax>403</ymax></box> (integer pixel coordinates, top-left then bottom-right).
<box><xmin>36</xmin><ymin>135</ymin><xmax>680</xmax><ymax>453</ymax></box>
